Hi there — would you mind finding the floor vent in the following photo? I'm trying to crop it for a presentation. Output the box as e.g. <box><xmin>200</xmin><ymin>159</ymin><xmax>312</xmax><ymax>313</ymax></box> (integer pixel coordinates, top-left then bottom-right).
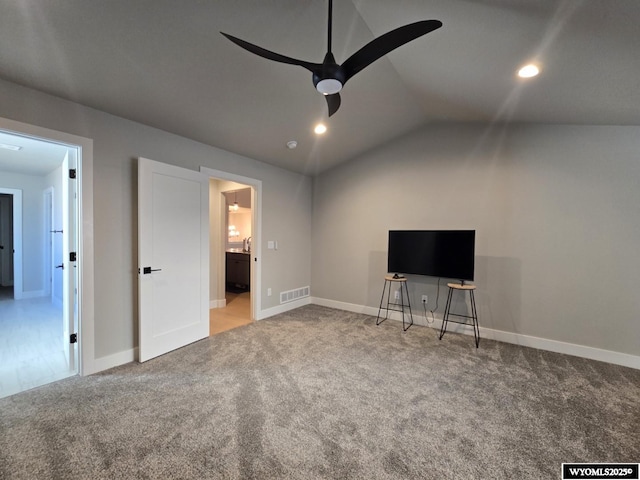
<box><xmin>280</xmin><ymin>286</ymin><xmax>310</xmax><ymax>304</ymax></box>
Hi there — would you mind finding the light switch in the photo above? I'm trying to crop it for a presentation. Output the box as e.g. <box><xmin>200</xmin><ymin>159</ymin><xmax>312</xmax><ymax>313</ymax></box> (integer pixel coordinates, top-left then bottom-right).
<box><xmin>267</xmin><ymin>241</ymin><xmax>275</xmax><ymax>250</ymax></box>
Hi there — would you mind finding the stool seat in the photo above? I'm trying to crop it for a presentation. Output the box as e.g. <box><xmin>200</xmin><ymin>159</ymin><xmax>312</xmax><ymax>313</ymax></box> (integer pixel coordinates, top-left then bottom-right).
<box><xmin>385</xmin><ymin>275</ymin><xmax>407</xmax><ymax>282</ymax></box>
<box><xmin>439</xmin><ymin>283</ymin><xmax>480</xmax><ymax>347</ymax></box>
<box><xmin>447</xmin><ymin>282</ymin><xmax>476</xmax><ymax>290</ymax></box>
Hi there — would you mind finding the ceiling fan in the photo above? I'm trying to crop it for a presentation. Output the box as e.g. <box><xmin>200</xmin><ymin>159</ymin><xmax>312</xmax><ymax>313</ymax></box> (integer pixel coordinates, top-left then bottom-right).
<box><xmin>221</xmin><ymin>1</ymin><xmax>442</xmax><ymax>117</ymax></box>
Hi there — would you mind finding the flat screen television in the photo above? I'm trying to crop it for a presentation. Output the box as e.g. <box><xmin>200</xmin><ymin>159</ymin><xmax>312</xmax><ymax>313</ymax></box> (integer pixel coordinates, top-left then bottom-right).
<box><xmin>387</xmin><ymin>230</ymin><xmax>476</xmax><ymax>281</ymax></box>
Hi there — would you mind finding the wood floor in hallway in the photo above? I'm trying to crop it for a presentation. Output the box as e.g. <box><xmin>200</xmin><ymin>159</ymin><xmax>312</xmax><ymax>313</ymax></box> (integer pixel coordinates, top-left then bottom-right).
<box><xmin>209</xmin><ymin>291</ymin><xmax>252</xmax><ymax>335</ymax></box>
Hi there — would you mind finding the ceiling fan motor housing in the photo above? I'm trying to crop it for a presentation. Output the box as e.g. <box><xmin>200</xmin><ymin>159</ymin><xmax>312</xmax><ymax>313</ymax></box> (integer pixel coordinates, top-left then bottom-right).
<box><xmin>313</xmin><ymin>52</ymin><xmax>345</xmax><ymax>94</ymax></box>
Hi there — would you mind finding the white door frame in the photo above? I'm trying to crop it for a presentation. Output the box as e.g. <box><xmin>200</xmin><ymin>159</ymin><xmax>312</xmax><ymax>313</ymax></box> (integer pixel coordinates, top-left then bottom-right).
<box><xmin>0</xmin><ymin>188</ymin><xmax>21</xmax><ymax>298</ymax></box>
<box><xmin>200</xmin><ymin>166</ymin><xmax>262</xmax><ymax>320</ymax></box>
<box><xmin>43</xmin><ymin>187</ymin><xmax>54</xmax><ymax>300</ymax></box>
<box><xmin>0</xmin><ymin>116</ymin><xmax>95</xmax><ymax>376</ymax></box>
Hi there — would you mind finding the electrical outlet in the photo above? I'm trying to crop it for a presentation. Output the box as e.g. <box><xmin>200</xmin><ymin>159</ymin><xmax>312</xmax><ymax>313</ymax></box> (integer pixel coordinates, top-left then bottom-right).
<box><xmin>394</xmin><ymin>291</ymin><xmax>400</xmax><ymax>300</ymax></box>
<box><xmin>422</xmin><ymin>295</ymin><xmax>428</xmax><ymax>304</ymax></box>
<box><xmin>267</xmin><ymin>288</ymin><xmax>272</xmax><ymax>297</ymax></box>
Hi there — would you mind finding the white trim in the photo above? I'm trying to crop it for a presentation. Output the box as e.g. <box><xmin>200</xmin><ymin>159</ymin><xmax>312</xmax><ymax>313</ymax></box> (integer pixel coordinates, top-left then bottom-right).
<box><xmin>311</xmin><ymin>297</ymin><xmax>640</xmax><ymax>370</ymax></box>
<box><xmin>199</xmin><ymin>166</ymin><xmax>262</xmax><ymax>322</ymax></box>
<box><xmin>0</xmin><ymin>117</ymin><xmax>95</xmax><ymax>376</ymax></box>
<box><xmin>20</xmin><ymin>289</ymin><xmax>47</xmax><ymax>299</ymax></box>
<box><xmin>210</xmin><ymin>298</ymin><xmax>227</xmax><ymax>309</ymax></box>
<box><xmin>479</xmin><ymin>327</ymin><xmax>640</xmax><ymax>370</ymax></box>
<box><xmin>258</xmin><ymin>296</ymin><xmax>312</xmax><ymax>320</ymax></box>
<box><xmin>92</xmin><ymin>348</ymin><xmax>137</xmax><ymax>373</ymax></box>
<box><xmin>312</xmin><ymin>297</ymin><xmax>375</xmax><ymax>316</ymax></box>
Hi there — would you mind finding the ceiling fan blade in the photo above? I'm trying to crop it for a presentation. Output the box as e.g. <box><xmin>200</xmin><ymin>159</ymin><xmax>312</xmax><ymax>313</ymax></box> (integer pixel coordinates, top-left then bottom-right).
<box><xmin>340</xmin><ymin>20</ymin><xmax>442</xmax><ymax>83</ymax></box>
<box><xmin>221</xmin><ymin>32</ymin><xmax>321</xmax><ymax>73</ymax></box>
<box><xmin>325</xmin><ymin>93</ymin><xmax>341</xmax><ymax>117</ymax></box>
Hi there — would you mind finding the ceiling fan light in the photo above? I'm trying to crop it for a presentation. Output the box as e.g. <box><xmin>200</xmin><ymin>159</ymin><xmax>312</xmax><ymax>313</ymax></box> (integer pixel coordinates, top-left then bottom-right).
<box><xmin>316</xmin><ymin>78</ymin><xmax>342</xmax><ymax>95</ymax></box>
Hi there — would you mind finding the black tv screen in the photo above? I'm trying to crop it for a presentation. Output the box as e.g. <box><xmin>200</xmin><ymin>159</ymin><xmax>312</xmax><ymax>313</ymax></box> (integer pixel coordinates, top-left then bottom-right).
<box><xmin>387</xmin><ymin>230</ymin><xmax>476</xmax><ymax>281</ymax></box>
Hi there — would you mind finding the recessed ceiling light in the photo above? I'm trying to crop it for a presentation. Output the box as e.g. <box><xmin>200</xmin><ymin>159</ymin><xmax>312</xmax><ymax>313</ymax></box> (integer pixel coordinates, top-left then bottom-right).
<box><xmin>314</xmin><ymin>123</ymin><xmax>327</xmax><ymax>135</ymax></box>
<box><xmin>0</xmin><ymin>143</ymin><xmax>22</xmax><ymax>151</ymax></box>
<box><xmin>286</xmin><ymin>140</ymin><xmax>298</xmax><ymax>149</ymax></box>
<box><xmin>518</xmin><ymin>64</ymin><xmax>540</xmax><ymax>78</ymax></box>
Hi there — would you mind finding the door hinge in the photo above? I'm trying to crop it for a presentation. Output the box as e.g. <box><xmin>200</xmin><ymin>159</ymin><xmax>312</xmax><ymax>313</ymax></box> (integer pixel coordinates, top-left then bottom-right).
<box><xmin>69</xmin><ymin>168</ymin><xmax>77</xmax><ymax>179</ymax></box>
<box><xmin>70</xmin><ymin>333</ymin><xmax>78</xmax><ymax>344</ymax></box>
<box><xmin>70</xmin><ymin>251</ymin><xmax>77</xmax><ymax>262</ymax></box>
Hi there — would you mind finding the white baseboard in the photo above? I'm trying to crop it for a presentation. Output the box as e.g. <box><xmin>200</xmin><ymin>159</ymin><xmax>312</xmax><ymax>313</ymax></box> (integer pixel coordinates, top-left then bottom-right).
<box><xmin>257</xmin><ymin>296</ymin><xmax>312</xmax><ymax>320</ymax></box>
<box><xmin>87</xmin><ymin>348</ymin><xmax>137</xmax><ymax>375</ymax></box>
<box><xmin>20</xmin><ymin>289</ymin><xmax>46</xmax><ymax>299</ymax></box>
<box><xmin>311</xmin><ymin>297</ymin><xmax>640</xmax><ymax>370</ymax></box>
<box><xmin>86</xmin><ymin>299</ymin><xmax>310</xmax><ymax>375</ymax></box>
<box><xmin>209</xmin><ymin>298</ymin><xmax>226</xmax><ymax>309</ymax></box>
<box><xmin>84</xmin><ymin>296</ymin><xmax>639</xmax><ymax>376</ymax></box>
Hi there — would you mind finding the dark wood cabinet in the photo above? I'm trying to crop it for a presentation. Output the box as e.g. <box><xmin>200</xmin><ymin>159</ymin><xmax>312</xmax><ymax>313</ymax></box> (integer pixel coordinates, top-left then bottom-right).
<box><xmin>226</xmin><ymin>252</ymin><xmax>250</xmax><ymax>290</ymax></box>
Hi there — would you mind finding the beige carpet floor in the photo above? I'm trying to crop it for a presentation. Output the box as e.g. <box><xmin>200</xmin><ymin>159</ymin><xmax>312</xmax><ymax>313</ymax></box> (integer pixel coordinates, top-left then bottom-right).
<box><xmin>1</xmin><ymin>305</ymin><xmax>638</xmax><ymax>479</ymax></box>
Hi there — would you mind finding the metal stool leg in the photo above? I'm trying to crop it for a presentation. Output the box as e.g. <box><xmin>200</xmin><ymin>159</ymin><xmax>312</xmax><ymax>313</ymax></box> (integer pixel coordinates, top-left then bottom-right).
<box><xmin>376</xmin><ymin>280</ymin><xmax>390</xmax><ymax>325</ymax></box>
<box><xmin>402</xmin><ymin>281</ymin><xmax>414</xmax><ymax>331</ymax></box>
<box><xmin>470</xmin><ymin>289</ymin><xmax>480</xmax><ymax>348</ymax></box>
<box><xmin>439</xmin><ymin>286</ymin><xmax>454</xmax><ymax>340</ymax></box>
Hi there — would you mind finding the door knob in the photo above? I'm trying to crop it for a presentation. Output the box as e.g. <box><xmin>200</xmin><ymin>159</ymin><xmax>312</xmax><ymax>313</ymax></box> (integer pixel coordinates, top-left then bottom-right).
<box><xmin>56</xmin><ymin>264</ymin><xmax>64</xmax><ymax>270</ymax></box>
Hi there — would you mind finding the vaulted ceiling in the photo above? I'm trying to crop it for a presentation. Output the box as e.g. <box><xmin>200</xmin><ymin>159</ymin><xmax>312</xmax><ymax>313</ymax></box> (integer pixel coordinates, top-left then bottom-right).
<box><xmin>1</xmin><ymin>1</ymin><xmax>638</xmax><ymax>175</ymax></box>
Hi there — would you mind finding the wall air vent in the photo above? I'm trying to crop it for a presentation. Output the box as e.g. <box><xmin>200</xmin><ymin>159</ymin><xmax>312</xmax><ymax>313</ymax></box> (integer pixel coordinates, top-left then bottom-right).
<box><xmin>280</xmin><ymin>286</ymin><xmax>310</xmax><ymax>304</ymax></box>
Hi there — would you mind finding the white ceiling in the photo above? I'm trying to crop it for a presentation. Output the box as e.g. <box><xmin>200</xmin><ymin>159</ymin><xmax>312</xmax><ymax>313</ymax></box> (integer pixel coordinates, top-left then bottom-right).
<box><xmin>0</xmin><ymin>1</ymin><xmax>638</xmax><ymax>175</ymax></box>
<box><xmin>0</xmin><ymin>131</ymin><xmax>69</xmax><ymax>176</ymax></box>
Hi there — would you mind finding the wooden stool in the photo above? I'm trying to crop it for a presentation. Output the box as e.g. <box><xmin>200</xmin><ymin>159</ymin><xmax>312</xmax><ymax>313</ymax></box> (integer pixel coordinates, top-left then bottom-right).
<box><xmin>376</xmin><ymin>275</ymin><xmax>414</xmax><ymax>331</ymax></box>
<box><xmin>439</xmin><ymin>283</ymin><xmax>479</xmax><ymax>347</ymax></box>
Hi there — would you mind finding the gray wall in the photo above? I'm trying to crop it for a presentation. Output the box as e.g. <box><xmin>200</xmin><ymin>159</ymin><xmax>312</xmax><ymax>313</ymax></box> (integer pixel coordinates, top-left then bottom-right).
<box><xmin>312</xmin><ymin>124</ymin><xmax>640</xmax><ymax>357</ymax></box>
<box><xmin>4</xmin><ymin>74</ymin><xmax>637</xmax><ymax>364</ymax></box>
<box><xmin>0</xmin><ymin>78</ymin><xmax>312</xmax><ymax>361</ymax></box>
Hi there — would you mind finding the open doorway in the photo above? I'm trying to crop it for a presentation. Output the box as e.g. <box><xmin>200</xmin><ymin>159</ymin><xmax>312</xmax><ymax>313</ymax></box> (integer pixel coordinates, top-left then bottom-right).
<box><xmin>210</xmin><ymin>182</ymin><xmax>252</xmax><ymax>335</ymax></box>
<box><xmin>0</xmin><ymin>129</ymin><xmax>79</xmax><ymax>398</ymax></box>
<box><xmin>201</xmin><ymin>167</ymin><xmax>262</xmax><ymax>335</ymax></box>
<box><xmin>0</xmin><ymin>193</ymin><xmax>14</xmax><ymax>300</ymax></box>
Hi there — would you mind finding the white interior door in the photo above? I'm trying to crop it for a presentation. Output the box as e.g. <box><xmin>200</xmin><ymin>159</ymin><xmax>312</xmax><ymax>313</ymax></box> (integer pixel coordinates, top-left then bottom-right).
<box><xmin>63</xmin><ymin>152</ymin><xmax>78</xmax><ymax>371</ymax></box>
<box><xmin>138</xmin><ymin>157</ymin><xmax>209</xmax><ymax>362</ymax></box>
